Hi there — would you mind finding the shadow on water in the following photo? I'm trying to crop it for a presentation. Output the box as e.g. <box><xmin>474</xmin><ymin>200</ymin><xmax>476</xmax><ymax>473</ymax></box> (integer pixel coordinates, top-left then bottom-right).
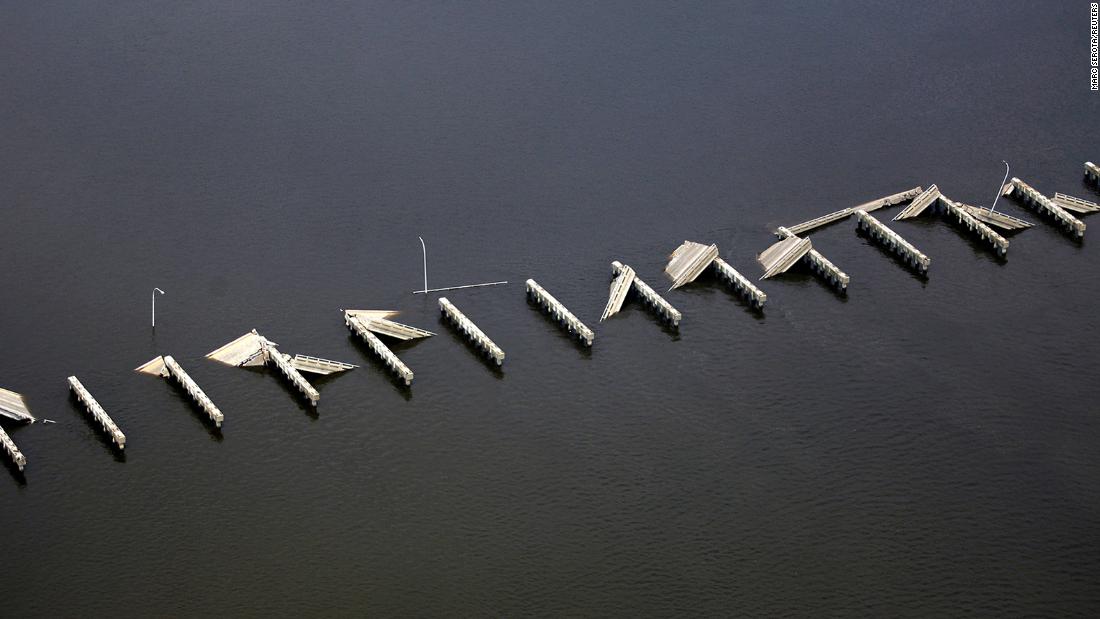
<box><xmin>307</xmin><ymin>370</ymin><xmax>351</xmax><ymax>390</ymax></box>
<box><xmin>243</xmin><ymin>366</ymin><xmax>320</xmax><ymax>419</ymax></box>
<box><xmin>629</xmin><ymin>299</ymin><xmax>683</xmax><ymax>338</ymax></box>
<box><xmin>735</xmin><ymin>258</ymin><xmax>850</xmax><ymax>302</ymax></box>
<box><xmin>165</xmin><ymin>382</ymin><xmax>225</xmax><ymax>442</ymax></box>
<box><xmin>437</xmin><ymin>315</ymin><xmax>506</xmax><ymax>379</ymax></box>
<box><xmin>4</xmin><ymin>460</ymin><xmax>27</xmax><ymax>485</ymax></box>
<box><xmin>292</xmin><ymin>396</ymin><xmax>320</xmax><ymax>420</ymax></box>
<box><xmin>1073</xmin><ymin>179</ymin><xmax>1100</xmax><ymax>250</ymax></box>
<box><xmin>600</xmin><ymin>302</ymin><xmax>681</xmax><ymax>341</ymax></box>
<box><xmin>345</xmin><ymin>335</ymin><xmax>414</xmax><ymax>402</ymax></box>
<box><xmin>1004</xmin><ymin>197</ymin><xmax>1088</xmax><ymax>248</ymax></box>
<box><xmin>938</xmin><ymin>217</ymin><xmax>1009</xmax><ymax>266</ymax></box>
<box><xmin>680</xmin><ymin>270</ymin><xmax>774</xmax><ymax>317</ymax></box>
<box><xmin>3</xmin><ymin>459</ymin><xmax>27</xmax><ymax>485</ymax></box>
<box><xmin>524</xmin><ymin>296</ymin><xmax>597</xmax><ymax>356</ymax></box>
<box><xmin>67</xmin><ymin>391</ymin><xmax>127</xmax><ymax>462</ymax></box>
<box><xmin>783</xmin><ymin>265</ymin><xmax>851</xmax><ymax>301</ymax></box>
<box><xmin>855</xmin><ymin>228</ymin><xmax>930</xmax><ymax>286</ymax></box>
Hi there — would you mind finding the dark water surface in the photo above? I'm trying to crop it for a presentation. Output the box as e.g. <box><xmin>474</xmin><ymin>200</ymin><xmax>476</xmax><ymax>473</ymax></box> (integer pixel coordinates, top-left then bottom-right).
<box><xmin>2</xmin><ymin>1</ymin><xmax>1099</xmax><ymax>616</ymax></box>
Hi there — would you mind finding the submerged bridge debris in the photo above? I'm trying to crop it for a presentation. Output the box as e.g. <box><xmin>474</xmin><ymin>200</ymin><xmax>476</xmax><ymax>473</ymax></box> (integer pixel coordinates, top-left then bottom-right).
<box><xmin>893</xmin><ymin>184</ymin><xmax>1025</xmax><ymax>257</ymax></box>
<box><xmin>957</xmin><ymin>203</ymin><xmax>1033</xmax><ymax>231</ymax></box>
<box><xmin>136</xmin><ymin>355</ymin><xmax>224</xmax><ymax>427</ymax></box>
<box><xmin>609</xmin><ymin>261</ymin><xmax>682</xmax><ymax>324</ymax></box>
<box><xmin>773</xmin><ymin>227</ymin><xmax>849</xmax><ymax>291</ymax></box>
<box><xmin>439</xmin><ymin>297</ymin><xmax>505</xmax><ymax>366</ymax></box>
<box><xmin>764</xmin><ymin>188</ymin><xmax>921</xmax><ymax>291</ymax></box>
<box><xmin>1051</xmin><ymin>192</ymin><xmax>1100</xmax><ymax>214</ymax></box>
<box><xmin>206</xmin><ymin>329</ymin><xmax>355</xmax><ymax>405</ymax></box>
<box><xmin>856</xmin><ymin>210</ymin><xmax>930</xmax><ymax>274</ymax></box>
<box><xmin>68</xmin><ymin>376</ymin><xmax>126</xmax><ymax>450</ymax></box>
<box><xmin>343</xmin><ymin>310</ymin><xmax>431</xmax><ymax>386</ymax></box>
<box><xmin>759</xmin><ymin>232</ymin><xmax>850</xmax><ymax>292</ymax></box>
<box><xmin>526</xmin><ymin>279</ymin><xmax>594</xmax><ymax>346</ymax></box>
<box><xmin>666</xmin><ymin>241</ymin><xmax>767</xmax><ymax>307</ymax></box>
<box><xmin>938</xmin><ymin>198</ymin><xmax>1010</xmax><ymax>257</ymax></box>
<box><xmin>786</xmin><ymin>187</ymin><xmax>924</xmax><ymax>236</ymax></box>
<box><xmin>345</xmin><ymin>310</ymin><xmax>435</xmax><ymax>340</ymax></box>
<box><xmin>8</xmin><ymin>163</ymin><xmax>1100</xmax><ymax>473</ymax></box>
<box><xmin>1002</xmin><ymin>178</ymin><xmax>1086</xmax><ymax>239</ymax></box>
<box><xmin>894</xmin><ymin>185</ymin><xmax>1012</xmax><ymax>257</ymax></box>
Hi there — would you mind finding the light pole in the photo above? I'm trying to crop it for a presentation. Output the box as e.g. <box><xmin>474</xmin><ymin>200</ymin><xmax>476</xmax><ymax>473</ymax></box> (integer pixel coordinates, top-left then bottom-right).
<box><xmin>988</xmin><ymin>160</ymin><xmax>1010</xmax><ymax>214</ymax></box>
<box><xmin>411</xmin><ymin>237</ymin><xmax>507</xmax><ymax>294</ymax></box>
<box><xmin>418</xmin><ymin>236</ymin><xmax>428</xmax><ymax>294</ymax></box>
<box><xmin>152</xmin><ymin>288</ymin><xmax>165</xmax><ymax>328</ymax></box>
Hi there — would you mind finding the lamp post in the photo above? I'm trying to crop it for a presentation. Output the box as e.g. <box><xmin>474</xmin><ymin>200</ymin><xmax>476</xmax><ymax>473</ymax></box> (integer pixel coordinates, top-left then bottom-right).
<box><xmin>988</xmin><ymin>160</ymin><xmax>1010</xmax><ymax>214</ymax></box>
<box><xmin>152</xmin><ymin>288</ymin><xmax>165</xmax><ymax>328</ymax></box>
<box><xmin>411</xmin><ymin>237</ymin><xmax>507</xmax><ymax>294</ymax></box>
<box><xmin>418</xmin><ymin>236</ymin><xmax>428</xmax><ymax>294</ymax></box>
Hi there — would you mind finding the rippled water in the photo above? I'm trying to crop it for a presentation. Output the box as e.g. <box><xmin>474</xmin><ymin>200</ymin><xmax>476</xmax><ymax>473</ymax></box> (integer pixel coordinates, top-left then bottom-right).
<box><xmin>2</xmin><ymin>1</ymin><xmax>1099</xmax><ymax>616</ymax></box>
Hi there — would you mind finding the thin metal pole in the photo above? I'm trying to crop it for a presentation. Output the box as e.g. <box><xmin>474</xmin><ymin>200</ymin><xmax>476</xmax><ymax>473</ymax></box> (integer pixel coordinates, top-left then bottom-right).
<box><xmin>412</xmin><ymin>281</ymin><xmax>508</xmax><ymax>294</ymax></box>
<box><xmin>418</xmin><ymin>236</ymin><xmax>427</xmax><ymax>293</ymax></box>
<box><xmin>152</xmin><ymin>288</ymin><xmax>165</xmax><ymax>328</ymax></box>
<box><xmin>989</xmin><ymin>160</ymin><xmax>1010</xmax><ymax>214</ymax></box>
<box><xmin>411</xmin><ymin>236</ymin><xmax>506</xmax><ymax>295</ymax></box>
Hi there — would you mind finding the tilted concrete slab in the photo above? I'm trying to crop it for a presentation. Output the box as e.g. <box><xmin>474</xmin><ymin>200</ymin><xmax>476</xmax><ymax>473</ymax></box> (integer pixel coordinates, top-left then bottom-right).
<box><xmin>758</xmin><ymin>235</ymin><xmax>812</xmax><ymax>279</ymax></box>
<box><xmin>894</xmin><ymin>184</ymin><xmax>942</xmax><ymax>221</ymax></box>
<box><xmin>601</xmin><ymin>265</ymin><xmax>635</xmax><ymax>322</ymax></box>
<box><xmin>0</xmin><ymin>387</ymin><xmax>34</xmax><ymax>423</ymax></box>
<box><xmin>1052</xmin><ymin>192</ymin><xmax>1100</xmax><ymax>214</ymax></box>
<box><xmin>665</xmin><ymin>241</ymin><xmax>718</xmax><ymax>289</ymax></box>
<box><xmin>957</xmin><ymin>203</ymin><xmax>1033</xmax><ymax>230</ymax></box>
<box><xmin>786</xmin><ymin>186</ymin><xmax>923</xmax><ymax>235</ymax></box>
